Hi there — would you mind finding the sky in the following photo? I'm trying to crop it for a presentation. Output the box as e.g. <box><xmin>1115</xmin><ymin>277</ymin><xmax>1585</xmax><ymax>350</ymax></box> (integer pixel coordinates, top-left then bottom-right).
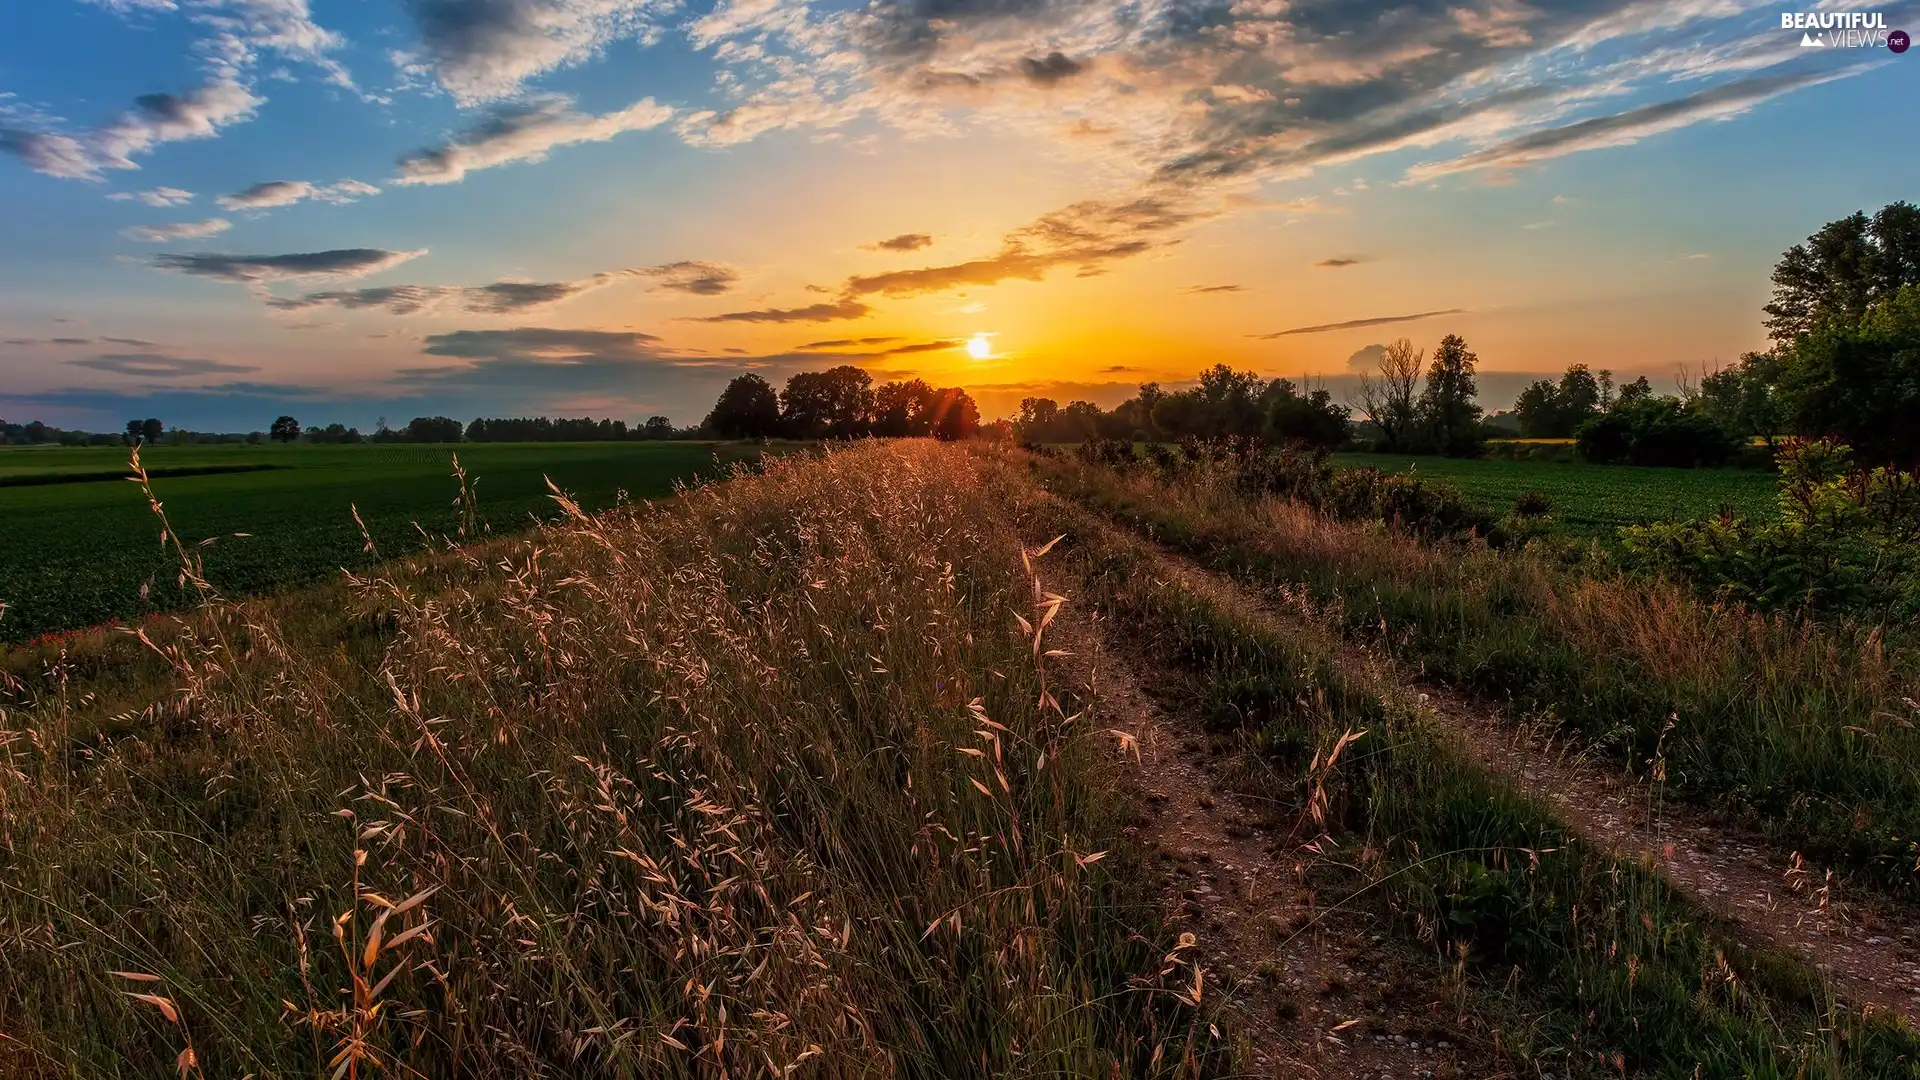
<box><xmin>0</xmin><ymin>0</ymin><xmax>1913</xmax><ymax>431</ymax></box>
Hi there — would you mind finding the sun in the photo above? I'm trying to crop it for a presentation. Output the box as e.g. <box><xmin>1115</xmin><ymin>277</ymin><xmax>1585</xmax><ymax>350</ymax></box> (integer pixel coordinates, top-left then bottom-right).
<box><xmin>966</xmin><ymin>333</ymin><xmax>993</xmax><ymax>360</ymax></box>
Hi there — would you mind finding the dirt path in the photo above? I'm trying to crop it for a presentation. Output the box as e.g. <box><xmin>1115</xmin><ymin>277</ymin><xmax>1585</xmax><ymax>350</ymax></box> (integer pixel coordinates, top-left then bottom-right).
<box><xmin>1054</xmin><ymin>608</ymin><xmax>1509</xmax><ymax>1080</ymax></box>
<box><xmin>1123</xmin><ymin>543</ymin><xmax>1920</xmax><ymax>1029</ymax></box>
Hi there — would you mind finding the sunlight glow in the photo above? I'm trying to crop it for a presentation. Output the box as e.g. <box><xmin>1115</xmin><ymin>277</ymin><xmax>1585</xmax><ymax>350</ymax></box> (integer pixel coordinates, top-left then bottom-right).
<box><xmin>967</xmin><ymin>334</ymin><xmax>993</xmax><ymax>360</ymax></box>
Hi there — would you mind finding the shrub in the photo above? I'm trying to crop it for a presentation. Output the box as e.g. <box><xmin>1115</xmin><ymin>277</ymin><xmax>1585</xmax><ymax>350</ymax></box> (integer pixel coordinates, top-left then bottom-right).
<box><xmin>1622</xmin><ymin>438</ymin><xmax>1920</xmax><ymax>618</ymax></box>
<box><xmin>1575</xmin><ymin>399</ymin><xmax>1739</xmax><ymax>467</ymax></box>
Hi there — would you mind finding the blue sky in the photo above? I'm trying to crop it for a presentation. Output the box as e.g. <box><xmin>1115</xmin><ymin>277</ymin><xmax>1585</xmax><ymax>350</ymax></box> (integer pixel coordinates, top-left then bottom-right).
<box><xmin>0</xmin><ymin>0</ymin><xmax>1914</xmax><ymax>431</ymax></box>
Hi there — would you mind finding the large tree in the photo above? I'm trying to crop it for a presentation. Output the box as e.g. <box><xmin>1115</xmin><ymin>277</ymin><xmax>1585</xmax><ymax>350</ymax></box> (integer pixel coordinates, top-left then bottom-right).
<box><xmin>1765</xmin><ymin>202</ymin><xmax>1920</xmax><ymax>342</ymax></box>
<box><xmin>1776</xmin><ymin>284</ymin><xmax>1920</xmax><ymax>465</ymax></box>
<box><xmin>704</xmin><ymin>374</ymin><xmax>782</xmax><ymax>438</ymax></box>
<box><xmin>928</xmin><ymin>387</ymin><xmax>981</xmax><ymax>441</ymax></box>
<box><xmin>872</xmin><ymin>379</ymin><xmax>939</xmax><ymax>437</ymax></box>
<box><xmin>1415</xmin><ymin>334</ymin><xmax>1484</xmax><ymax>456</ymax></box>
<box><xmin>269</xmin><ymin>415</ymin><xmax>301</xmax><ymax>444</ymax></box>
<box><xmin>781</xmin><ymin>365</ymin><xmax>873</xmax><ymax>439</ymax></box>
<box><xmin>1352</xmin><ymin>337</ymin><xmax>1422</xmax><ymax>450</ymax></box>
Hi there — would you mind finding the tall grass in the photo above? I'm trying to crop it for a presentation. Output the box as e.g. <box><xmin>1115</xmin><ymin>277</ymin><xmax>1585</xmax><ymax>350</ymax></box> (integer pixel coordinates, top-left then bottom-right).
<box><xmin>1040</xmin><ymin>453</ymin><xmax>1920</xmax><ymax>895</ymax></box>
<box><xmin>1037</xmin><ymin>491</ymin><xmax>1920</xmax><ymax>1078</ymax></box>
<box><xmin>0</xmin><ymin>442</ymin><xmax>1213</xmax><ymax>1077</ymax></box>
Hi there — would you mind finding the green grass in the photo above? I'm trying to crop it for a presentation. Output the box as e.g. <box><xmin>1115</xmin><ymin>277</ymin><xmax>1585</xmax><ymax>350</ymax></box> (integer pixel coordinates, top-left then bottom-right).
<box><xmin>1048</xmin><ymin>498</ymin><xmax>1918</xmax><ymax>1077</ymax></box>
<box><xmin>1330</xmin><ymin>452</ymin><xmax>1778</xmax><ymax>540</ymax></box>
<box><xmin>0</xmin><ymin>442</ymin><xmax>768</xmax><ymax>643</ymax></box>
<box><xmin>1039</xmin><ymin>454</ymin><xmax>1920</xmax><ymax>897</ymax></box>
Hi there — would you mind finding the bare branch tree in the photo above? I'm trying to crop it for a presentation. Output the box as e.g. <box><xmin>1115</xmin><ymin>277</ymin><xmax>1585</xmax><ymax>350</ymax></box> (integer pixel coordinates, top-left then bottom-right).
<box><xmin>1352</xmin><ymin>337</ymin><xmax>1423</xmax><ymax>450</ymax></box>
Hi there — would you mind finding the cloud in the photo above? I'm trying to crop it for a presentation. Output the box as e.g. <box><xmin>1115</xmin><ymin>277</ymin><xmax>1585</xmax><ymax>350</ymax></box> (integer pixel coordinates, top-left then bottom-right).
<box><xmin>1257</xmin><ymin>309</ymin><xmax>1465</xmax><ymax>338</ymax></box>
<box><xmin>190</xmin><ymin>0</ymin><xmax>357</xmax><ymax>90</ymax></box>
<box><xmin>1683</xmin><ymin>252</ymin><xmax>1712</xmax><ymax>260</ymax></box>
<box><xmin>5</xmin><ymin>337</ymin><xmax>97</xmax><ymax>346</ymax></box>
<box><xmin>393</xmin><ymin>94</ymin><xmax>673</xmax><ymax>185</ymax></box>
<box><xmin>843</xmin><ymin>195</ymin><xmax>1199</xmax><ymax>298</ymax></box>
<box><xmin>267</xmin><ymin>262</ymin><xmax>736</xmax><ymax>315</ymax></box>
<box><xmin>217</xmin><ymin>178</ymin><xmax>381</xmax><ymax>209</ymax></box>
<box><xmin>102</xmin><ymin>336</ymin><xmax>159</xmax><ymax>347</ymax></box>
<box><xmin>152</xmin><ymin>247</ymin><xmax>426</xmax><ymax>285</ymax></box>
<box><xmin>400</xmin><ymin>0</ymin><xmax>676</xmax><ymax>106</ymax></box>
<box><xmin>866</xmin><ymin>233</ymin><xmax>935</xmax><ymax>253</ymax></box>
<box><xmin>798</xmin><ymin>337</ymin><xmax>903</xmax><ymax>350</ymax></box>
<box><xmin>68</xmin><ymin>352</ymin><xmax>260</xmax><ymax>377</ymax></box>
<box><xmin>107</xmin><ymin>186</ymin><xmax>196</xmax><ymax>206</ymax></box>
<box><xmin>2</xmin><ymin>80</ymin><xmax>261</xmax><ymax>181</ymax></box>
<box><xmin>1345</xmin><ymin>343</ymin><xmax>1388</xmax><ymax>372</ymax></box>
<box><xmin>1404</xmin><ymin>69</ymin><xmax>1865</xmax><ymax>181</ymax></box>
<box><xmin>1184</xmin><ymin>284</ymin><xmax>1243</xmax><ymax>294</ymax></box>
<box><xmin>637</xmin><ymin>260</ymin><xmax>739</xmax><ymax>295</ymax></box>
<box><xmin>1020</xmin><ymin>51</ymin><xmax>1085</xmax><ymax>86</ymax></box>
<box><xmin>1316</xmin><ymin>257</ymin><xmax>1366</xmax><ymax>268</ymax></box>
<box><xmin>1099</xmin><ymin>365</ymin><xmax>1139</xmax><ymax>373</ymax></box>
<box><xmin>420</xmin><ymin>326</ymin><xmax>667</xmax><ymax>364</ymax></box>
<box><xmin>121</xmin><ymin>217</ymin><xmax>233</xmax><ymax>242</ymax></box>
<box><xmin>695</xmin><ymin>300</ymin><xmax>873</xmax><ymax>324</ymax></box>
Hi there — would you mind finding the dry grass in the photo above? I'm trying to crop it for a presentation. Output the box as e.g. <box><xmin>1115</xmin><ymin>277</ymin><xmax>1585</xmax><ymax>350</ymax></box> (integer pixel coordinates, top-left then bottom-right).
<box><xmin>1040</xmin><ymin>453</ymin><xmax>1920</xmax><ymax>894</ymax></box>
<box><xmin>0</xmin><ymin>441</ymin><xmax>1213</xmax><ymax>1078</ymax></box>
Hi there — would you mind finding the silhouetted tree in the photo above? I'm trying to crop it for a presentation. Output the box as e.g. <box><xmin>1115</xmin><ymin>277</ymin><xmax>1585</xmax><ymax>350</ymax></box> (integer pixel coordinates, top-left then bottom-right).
<box><xmin>643</xmin><ymin>416</ymin><xmax>674</xmax><ymax>439</ymax></box>
<box><xmin>705</xmin><ymin>374</ymin><xmax>782</xmax><ymax>438</ymax></box>
<box><xmin>405</xmin><ymin>416</ymin><xmax>464</xmax><ymax>443</ymax></box>
<box><xmin>1415</xmin><ymin>334</ymin><xmax>1484</xmax><ymax>457</ymax></box>
<box><xmin>1353</xmin><ymin>338</ymin><xmax>1422</xmax><ymax>450</ymax></box>
<box><xmin>269</xmin><ymin>415</ymin><xmax>301</xmax><ymax>444</ymax></box>
<box><xmin>929</xmin><ymin>387</ymin><xmax>981</xmax><ymax>441</ymax></box>
<box><xmin>781</xmin><ymin>366</ymin><xmax>872</xmax><ymax>438</ymax></box>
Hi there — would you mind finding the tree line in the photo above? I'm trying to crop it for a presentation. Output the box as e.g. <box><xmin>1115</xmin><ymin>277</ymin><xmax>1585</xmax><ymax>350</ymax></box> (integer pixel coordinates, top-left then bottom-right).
<box><xmin>703</xmin><ymin>367</ymin><xmax>983</xmax><ymax>441</ymax></box>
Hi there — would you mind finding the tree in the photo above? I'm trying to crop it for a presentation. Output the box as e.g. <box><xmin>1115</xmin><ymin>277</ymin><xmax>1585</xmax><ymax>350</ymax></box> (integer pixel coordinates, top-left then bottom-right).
<box><xmin>643</xmin><ymin>416</ymin><xmax>674</xmax><ymax>439</ymax></box>
<box><xmin>125</xmin><ymin>419</ymin><xmax>143</xmax><ymax>444</ymax></box>
<box><xmin>781</xmin><ymin>366</ymin><xmax>873</xmax><ymax>438</ymax></box>
<box><xmin>928</xmin><ymin>387</ymin><xmax>981</xmax><ymax>441</ymax></box>
<box><xmin>1415</xmin><ymin>334</ymin><xmax>1484</xmax><ymax>457</ymax></box>
<box><xmin>1192</xmin><ymin>363</ymin><xmax>1266</xmax><ymax>437</ymax></box>
<box><xmin>270</xmin><ymin>415</ymin><xmax>301</xmax><ymax>444</ymax></box>
<box><xmin>406</xmin><ymin>416</ymin><xmax>464</xmax><ymax>443</ymax></box>
<box><xmin>1512</xmin><ymin>364</ymin><xmax>1603</xmax><ymax>438</ymax></box>
<box><xmin>1576</xmin><ymin>397</ymin><xmax>1738</xmax><ymax>467</ymax></box>
<box><xmin>1353</xmin><ymin>338</ymin><xmax>1423</xmax><ymax>450</ymax></box>
<box><xmin>1616</xmin><ymin>375</ymin><xmax>1654</xmax><ymax>407</ymax></box>
<box><xmin>139</xmin><ymin>418</ymin><xmax>163</xmax><ymax>444</ymax></box>
<box><xmin>705</xmin><ymin>374</ymin><xmax>782</xmax><ymax>438</ymax></box>
<box><xmin>1765</xmin><ymin>202</ymin><xmax>1920</xmax><ymax>342</ymax></box>
<box><xmin>1775</xmin><ymin>284</ymin><xmax>1920</xmax><ymax>465</ymax></box>
<box><xmin>1698</xmin><ymin>352</ymin><xmax>1784</xmax><ymax>450</ymax></box>
<box><xmin>1265</xmin><ymin>383</ymin><xmax>1350</xmax><ymax>448</ymax></box>
<box><xmin>873</xmin><ymin>379</ymin><xmax>939</xmax><ymax>437</ymax></box>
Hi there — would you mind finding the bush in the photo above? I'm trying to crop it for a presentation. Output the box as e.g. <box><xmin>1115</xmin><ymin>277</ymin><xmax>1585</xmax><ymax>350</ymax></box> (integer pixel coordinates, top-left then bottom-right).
<box><xmin>1622</xmin><ymin>438</ymin><xmax>1920</xmax><ymax>619</ymax></box>
<box><xmin>1575</xmin><ymin>399</ymin><xmax>1739</xmax><ymax>467</ymax></box>
<box><xmin>1230</xmin><ymin>445</ymin><xmax>1502</xmax><ymax>543</ymax></box>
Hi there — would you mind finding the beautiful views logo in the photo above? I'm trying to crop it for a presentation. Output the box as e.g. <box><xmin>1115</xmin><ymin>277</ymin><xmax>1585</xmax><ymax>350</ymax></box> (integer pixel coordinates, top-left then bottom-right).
<box><xmin>1781</xmin><ymin>10</ymin><xmax>1907</xmax><ymax>49</ymax></box>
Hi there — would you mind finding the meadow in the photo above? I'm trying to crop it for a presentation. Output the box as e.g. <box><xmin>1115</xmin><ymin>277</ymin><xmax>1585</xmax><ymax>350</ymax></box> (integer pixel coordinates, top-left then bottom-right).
<box><xmin>1329</xmin><ymin>451</ymin><xmax>1778</xmax><ymax>540</ymax></box>
<box><xmin>0</xmin><ymin>442</ymin><xmax>766</xmax><ymax>643</ymax></box>
<box><xmin>4</xmin><ymin>440</ymin><xmax>1913</xmax><ymax>1078</ymax></box>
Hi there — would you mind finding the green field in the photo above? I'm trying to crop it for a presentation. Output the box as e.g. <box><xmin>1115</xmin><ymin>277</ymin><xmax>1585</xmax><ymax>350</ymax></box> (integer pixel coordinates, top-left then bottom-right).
<box><xmin>0</xmin><ymin>442</ymin><xmax>761</xmax><ymax>643</ymax></box>
<box><xmin>1331</xmin><ymin>452</ymin><xmax>1779</xmax><ymax>539</ymax></box>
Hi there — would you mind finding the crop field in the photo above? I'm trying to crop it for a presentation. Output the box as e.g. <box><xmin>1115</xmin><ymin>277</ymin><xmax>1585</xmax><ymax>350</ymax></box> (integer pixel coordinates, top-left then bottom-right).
<box><xmin>1330</xmin><ymin>451</ymin><xmax>1778</xmax><ymax>539</ymax></box>
<box><xmin>0</xmin><ymin>442</ymin><xmax>766</xmax><ymax>643</ymax></box>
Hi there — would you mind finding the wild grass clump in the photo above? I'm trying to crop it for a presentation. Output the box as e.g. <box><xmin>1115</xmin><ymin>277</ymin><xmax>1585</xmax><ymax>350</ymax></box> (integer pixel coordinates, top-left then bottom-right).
<box><xmin>1044</xmin><ymin>498</ymin><xmax>1919</xmax><ymax>1078</ymax></box>
<box><xmin>0</xmin><ymin>442</ymin><xmax>1212</xmax><ymax>1078</ymax></box>
<box><xmin>1039</xmin><ymin>453</ymin><xmax>1920</xmax><ymax>896</ymax></box>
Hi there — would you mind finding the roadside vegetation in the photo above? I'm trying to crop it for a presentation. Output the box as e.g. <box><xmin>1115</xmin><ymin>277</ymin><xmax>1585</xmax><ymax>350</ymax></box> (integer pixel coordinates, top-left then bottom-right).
<box><xmin>0</xmin><ymin>443</ymin><xmax>1212</xmax><ymax>1078</ymax></box>
<box><xmin>1036</xmin><ymin>448</ymin><xmax>1920</xmax><ymax>898</ymax></box>
<box><xmin>1042</xmin><ymin>489</ymin><xmax>1918</xmax><ymax>1077</ymax></box>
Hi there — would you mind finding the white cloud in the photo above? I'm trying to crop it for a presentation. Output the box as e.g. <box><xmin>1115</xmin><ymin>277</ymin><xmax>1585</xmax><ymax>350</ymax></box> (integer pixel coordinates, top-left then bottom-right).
<box><xmin>109</xmin><ymin>186</ymin><xmax>198</xmax><ymax>206</ymax></box>
<box><xmin>393</xmin><ymin>94</ymin><xmax>673</xmax><ymax>185</ymax></box>
<box><xmin>216</xmin><ymin>178</ymin><xmax>382</xmax><ymax>209</ymax></box>
<box><xmin>3</xmin><ymin>80</ymin><xmax>266</xmax><ymax>180</ymax></box>
<box><xmin>121</xmin><ymin>217</ymin><xmax>233</xmax><ymax>242</ymax></box>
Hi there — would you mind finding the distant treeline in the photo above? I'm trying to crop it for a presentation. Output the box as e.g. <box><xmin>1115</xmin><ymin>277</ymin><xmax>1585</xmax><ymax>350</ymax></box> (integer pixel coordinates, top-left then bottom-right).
<box><xmin>704</xmin><ymin>367</ymin><xmax>983</xmax><ymax>441</ymax></box>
